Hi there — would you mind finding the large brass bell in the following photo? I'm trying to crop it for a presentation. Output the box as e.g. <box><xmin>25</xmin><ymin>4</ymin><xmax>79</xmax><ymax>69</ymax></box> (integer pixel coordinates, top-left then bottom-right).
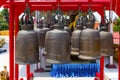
<box><xmin>45</xmin><ymin>24</ymin><xmax>71</xmax><ymax>63</ymax></box>
<box><xmin>35</xmin><ymin>16</ymin><xmax>49</xmax><ymax>48</ymax></box>
<box><xmin>71</xmin><ymin>14</ymin><xmax>86</xmax><ymax>56</ymax></box>
<box><xmin>79</xmin><ymin>29</ymin><xmax>101</xmax><ymax>60</ymax></box>
<box><xmin>100</xmin><ymin>31</ymin><xmax>114</xmax><ymax>56</ymax></box>
<box><xmin>100</xmin><ymin>17</ymin><xmax>114</xmax><ymax>56</ymax></box>
<box><xmin>45</xmin><ymin>8</ymin><xmax>70</xmax><ymax>63</ymax></box>
<box><xmin>78</xmin><ymin>11</ymin><xmax>100</xmax><ymax>60</ymax></box>
<box><xmin>71</xmin><ymin>25</ymin><xmax>81</xmax><ymax>55</ymax></box>
<box><xmin>15</xmin><ymin>5</ymin><xmax>39</xmax><ymax>64</ymax></box>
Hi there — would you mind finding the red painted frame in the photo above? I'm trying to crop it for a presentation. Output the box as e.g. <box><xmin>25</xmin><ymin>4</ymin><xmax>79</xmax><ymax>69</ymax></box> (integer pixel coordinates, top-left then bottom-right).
<box><xmin>0</xmin><ymin>0</ymin><xmax>120</xmax><ymax>80</ymax></box>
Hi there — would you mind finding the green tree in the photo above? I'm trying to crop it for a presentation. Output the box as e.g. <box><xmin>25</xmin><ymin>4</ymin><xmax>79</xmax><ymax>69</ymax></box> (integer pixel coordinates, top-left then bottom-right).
<box><xmin>113</xmin><ymin>17</ymin><xmax>120</xmax><ymax>32</ymax></box>
<box><xmin>0</xmin><ymin>8</ymin><xmax>9</xmax><ymax>31</ymax></box>
<box><xmin>0</xmin><ymin>8</ymin><xmax>9</xmax><ymax>23</ymax></box>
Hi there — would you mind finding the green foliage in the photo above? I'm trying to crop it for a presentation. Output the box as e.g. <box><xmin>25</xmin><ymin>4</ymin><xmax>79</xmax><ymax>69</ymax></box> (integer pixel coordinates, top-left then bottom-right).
<box><xmin>0</xmin><ymin>22</ymin><xmax>8</xmax><ymax>30</ymax></box>
<box><xmin>113</xmin><ymin>25</ymin><xmax>120</xmax><ymax>32</ymax></box>
<box><xmin>113</xmin><ymin>17</ymin><xmax>120</xmax><ymax>32</ymax></box>
<box><xmin>1</xmin><ymin>8</ymin><xmax>9</xmax><ymax>23</ymax></box>
<box><xmin>1</xmin><ymin>8</ymin><xmax>9</xmax><ymax>17</ymax></box>
<box><xmin>0</xmin><ymin>8</ymin><xmax>9</xmax><ymax>31</ymax></box>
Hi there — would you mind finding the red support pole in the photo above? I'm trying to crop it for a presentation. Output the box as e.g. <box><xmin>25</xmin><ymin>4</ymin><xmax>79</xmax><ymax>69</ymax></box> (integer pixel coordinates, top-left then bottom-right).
<box><xmin>118</xmin><ymin>31</ymin><xmax>120</xmax><ymax>80</ymax></box>
<box><xmin>57</xmin><ymin>0</ymin><xmax>61</xmax><ymax>3</ymax></box>
<box><xmin>15</xmin><ymin>64</ymin><xmax>19</xmax><ymax>80</ymax></box>
<box><xmin>100</xmin><ymin>56</ymin><xmax>104</xmax><ymax>80</ymax></box>
<box><xmin>15</xmin><ymin>16</ymin><xmax>19</xmax><ymax>80</ymax></box>
<box><xmin>26</xmin><ymin>64</ymin><xmax>30</xmax><ymax>80</ymax></box>
<box><xmin>15</xmin><ymin>16</ymin><xmax>19</xmax><ymax>36</ymax></box>
<box><xmin>9</xmin><ymin>1</ymin><xmax>15</xmax><ymax>80</ymax></box>
<box><xmin>29</xmin><ymin>72</ymin><xmax>34</xmax><ymax>79</ymax></box>
<box><xmin>88</xmin><ymin>0</ymin><xmax>92</xmax><ymax>3</ymax></box>
<box><xmin>20</xmin><ymin>78</ymin><xmax>24</xmax><ymax>80</ymax></box>
<box><xmin>118</xmin><ymin>53</ymin><xmax>120</xmax><ymax>80</ymax></box>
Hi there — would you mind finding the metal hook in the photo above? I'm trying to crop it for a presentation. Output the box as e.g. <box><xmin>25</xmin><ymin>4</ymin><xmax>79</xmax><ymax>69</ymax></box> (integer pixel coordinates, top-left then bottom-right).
<box><xmin>57</xmin><ymin>4</ymin><xmax>60</xmax><ymax>11</ymax></box>
<box><xmin>104</xmin><ymin>6</ymin><xmax>106</xmax><ymax>19</ymax></box>
<box><xmin>78</xmin><ymin>6</ymin><xmax>81</xmax><ymax>14</ymax></box>
<box><xmin>57</xmin><ymin>14</ymin><xmax>61</xmax><ymax>24</ymax></box>
<box><xmin>24</xmin><ymin>3</ymin><xmax>30</xmax><ymax>15</ymax></box>
<box><xmin>88</xmin><ymin>3</ymin><xmax>92</xmax><ymax>14</ymax></box>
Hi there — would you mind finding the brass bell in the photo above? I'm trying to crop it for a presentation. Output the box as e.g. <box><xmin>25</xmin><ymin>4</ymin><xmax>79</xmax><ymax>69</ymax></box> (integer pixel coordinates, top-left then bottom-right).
<box><xmin>45</xmin><ymin>23</ymin><xmax>71</xmax><ymax>63</ymax></box>
<box><xmin>71</xmin><ymin>25</ymin><xmax>82</xmax><ymax>56</ymax></box>
<box><xmin>78</xmin><ymin>11</ymin><xmax>100</xmax><ymax>60</ymax></box>
<box><xmin>35</xmin><ymin>16</ymin><xmax>49</xmax><ymax>48</ymax></box>
<box><xmin>100</xmin><ymin>17</ymin><xmax>114</xmax><ymax>56</ymax></box>
<box><xmin>78</xmin><ymin>28</ymin><xmax>101</xmax><ymax>60</ymax></box>
<box><xmin>100</xmin><ymin>31</ymin><xmax>114</xmax><ymax>56</ymax></box>
<box><xmin>15</xmin><ymin>5</ymin><xmax>39</xmax><ymax>64</ymax></box>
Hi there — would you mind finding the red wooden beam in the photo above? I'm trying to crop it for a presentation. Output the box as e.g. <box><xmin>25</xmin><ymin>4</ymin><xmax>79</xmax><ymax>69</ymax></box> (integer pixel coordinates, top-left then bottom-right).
<box><xmin>2</xmin><ymin>0</ymin><xmax>110</xmax><ymax>13</ymax></box>
<box><xmin>119</xmin><ymin>32</ymin><xmax>120</xmax><ymax>80</ymax></box>
<box><xmin>116</xmin><ymin>0</ymin><xmax>120</xmax><ymax>16</ymax></box>
<box><xmin>14</xmin><ymin>5</ymin><xmax>26</xmax><ymax>16</ymax></box>
<box><xmin>0</xmin><ymin>0</ymin><xmax>6</xmax><ymax>7</ymax></box>
<box><xmin>118</xmin><ymin>52</ymin><xmax>120</xmax><ymax>80</ymax></box>
<box><xmin>15</xmin><ymin>15</ymin><xmax>19</xmax><ymax>80</ymax></box>
<box><xmin>94</xmin><ymin>56</ymin><xmax>105</xmax><ymax>80</ymax></box>
<box><xmin>88</xmin><ymin>0</ymin><xmax>92</xmax><ymax>3</ymax></box>
<box><xmin>31</xmin><ymin>5</ymin><xmax>53</xmax><ymax>11</ymax></box>
<box><xmin>4</xmin><ymin>3</ymin><xmax>110</xmax><ymax>12</ymax></box>
<box><xmin>54</xmin><ymin>4</ymin><xmax>79</xmax><ymax>11</ymax></box>
<box><xmin>26</xmin><ymin>65</ymin><xmax>30</xmax><ymax>80</ymax></box>
<box><xmin>9</xmin><ymin>0</ymin><xmax>15</xmax><ymax>80</ymax></box>
<box><xmin>3</xmin><ymin>0</ymin><xmax>110</xmax><ymax>6</ymax></box>
<box><xmin>100</xmin><ymin>56</ymin><xmax>104</xmax><ymax>80</ymax></box>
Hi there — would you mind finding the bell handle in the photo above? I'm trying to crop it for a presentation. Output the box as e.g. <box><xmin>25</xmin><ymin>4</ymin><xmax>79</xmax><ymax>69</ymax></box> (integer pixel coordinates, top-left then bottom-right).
<box><xmin>21</xmin><ymin>3</ymin><xmax>33</xmax><ymax>26</ymax></box>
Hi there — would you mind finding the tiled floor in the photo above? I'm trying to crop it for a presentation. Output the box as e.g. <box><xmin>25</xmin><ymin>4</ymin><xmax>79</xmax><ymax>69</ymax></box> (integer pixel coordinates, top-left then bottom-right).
<box><xmin>0</xmin><ymin>36</ymin><xmax>118</xmax><ymax>80</ymax></box>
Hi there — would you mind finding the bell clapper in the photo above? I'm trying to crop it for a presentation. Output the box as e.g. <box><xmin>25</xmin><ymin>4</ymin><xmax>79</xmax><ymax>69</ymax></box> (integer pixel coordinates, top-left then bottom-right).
<box><xmin>40</xmin><ymin>47</ymin><xmax>46</xmax><ymax>70</ymax></box>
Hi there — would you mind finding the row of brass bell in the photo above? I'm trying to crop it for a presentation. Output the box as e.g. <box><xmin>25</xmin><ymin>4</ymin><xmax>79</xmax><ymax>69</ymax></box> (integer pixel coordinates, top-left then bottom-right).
<box><xmin>15</xmin><ymin>7</ymin><xmax>72</xmax><ymax>64</ymax></box>
<box><xmin>15</xmin><ymin>6</ymin><xmax>114</xmax><ymax>64</ymax></box>
<box><xmin>71</xmin><ymin>12</ymin><xmax>114</xmax><ymax>60</ymax></box>
<box><xmin>71</xmin><ymin>12</ymin><xmax>101</xmax><ymax>60</ymax></box>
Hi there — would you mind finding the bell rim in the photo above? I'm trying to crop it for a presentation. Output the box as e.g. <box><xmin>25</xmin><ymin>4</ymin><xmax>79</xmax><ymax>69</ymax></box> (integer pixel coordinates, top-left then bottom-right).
<box><xmin>78</xmin><ymin>55</ymin><xmax>100</xmax><ymax>60</ymax></box>
<box><xmin>15</xmin><ymin>60</ymin><xmax>40</xmax><ymax>65</ymax></box>
<box><xmin>46</xmin><ymin>59</ymin><xmax>63</xmax><ymax>64</ymax></box>
<box><xmin>71</xmin><ymin>51</ymin><xmax>79</xmax><ymax>56</ymax></box>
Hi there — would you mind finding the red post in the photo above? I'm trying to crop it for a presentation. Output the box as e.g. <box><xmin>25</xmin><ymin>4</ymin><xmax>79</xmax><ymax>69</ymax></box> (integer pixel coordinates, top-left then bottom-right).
<box><xmin>15</xmin><ymin>64</ymin><xmax>19</xmax><ymax>80</ymax></box>
<box><xmin>100</xmin><ymin>56</ymin><xmax>104</xmax><ymax>80</ymax></box>
<box><xmin>29</xmin><ymin>72</ymin><xmax>34</xmax><ymax>79</ymax></box>
<box><xmin>15</xmin><ymin>15</ymin><xmax>19</xmax><ymax>36</ymax></box>
<box><xmin>118</xmin><ymin>54</ymin><xmax>120</xmax><ymax>80</ymax></box>
<box><xmin>119</xmin><ymin>32</ymin><xmax>120</xmax><ymax>80</ymax></box>
<box><xmin>19</xmin><ymin>78</ymin><xmax>24</xmax><ymax>80</ymax></box>
<box><xmin>15</xmin><ymin>16</ymin><xmax>19</xmax><ymax>80</ymax></box>
<box><xmin>9</xmin><ymin>1</ymin><xmax>15</xmax><ymax>80</ymax></box>
<box><xmin>57</xmin><ymin>0</ymin><xmax>61</xmax><ymax>3</ymax></box>
<box><xmin>88</xmin><ymin>0</ymin><xmax>92</xmax><ymax>3</ymax></box>
<box><xmin>26</xmin><ymin>64</ymin><xmax>30</xmax><ymax>80</ymax></box>
<box><xmin>94</xmin><ymin>56</ymin><xmax>104</xmax><ymax>80</ymax></box>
